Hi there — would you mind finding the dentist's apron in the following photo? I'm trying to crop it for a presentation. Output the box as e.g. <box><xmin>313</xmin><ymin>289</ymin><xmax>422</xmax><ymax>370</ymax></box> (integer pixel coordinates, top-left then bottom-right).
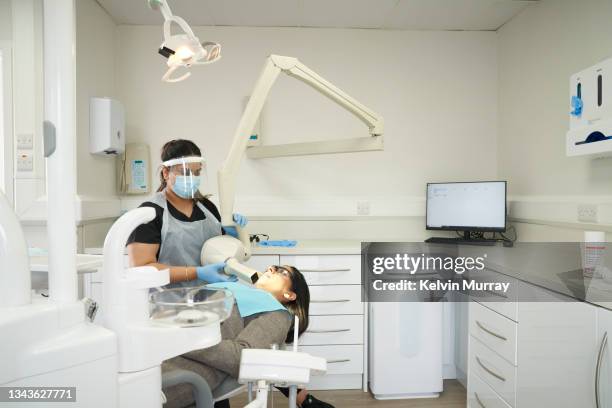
<box><xmin>149</xmin><ymin>191</ymin><xmax>222</xmax><ymax>290</ymax></box>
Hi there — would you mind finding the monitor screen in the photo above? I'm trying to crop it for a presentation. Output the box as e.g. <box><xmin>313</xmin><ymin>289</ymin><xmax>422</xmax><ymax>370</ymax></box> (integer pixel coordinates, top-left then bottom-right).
<box><xmin>426</xmin><ymin>181</ymin><xmax>506</xmax><ymax>231</ymax></box>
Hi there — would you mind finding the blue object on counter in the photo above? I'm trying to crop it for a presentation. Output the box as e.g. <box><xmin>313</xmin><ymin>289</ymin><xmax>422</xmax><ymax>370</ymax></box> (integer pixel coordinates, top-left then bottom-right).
<box><xmin>571</xmin><ymin>95</ymin><xmax>583</xmax><ymax>116</ymax></box>
<box><xmin>258</xmin><ymin>240</ymin><xmax>297</xmax><ymax>247</ymax></box>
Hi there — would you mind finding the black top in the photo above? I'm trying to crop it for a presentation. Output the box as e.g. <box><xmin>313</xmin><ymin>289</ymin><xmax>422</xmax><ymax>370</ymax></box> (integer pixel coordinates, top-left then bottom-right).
<box><xmin>127</xmin><ymin>197</ymin><xmax>223</xmax><ymax>246</ymax></box>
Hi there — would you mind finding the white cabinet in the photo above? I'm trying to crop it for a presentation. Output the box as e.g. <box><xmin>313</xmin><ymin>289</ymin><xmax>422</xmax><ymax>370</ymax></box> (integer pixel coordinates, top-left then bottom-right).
<box><xmin>597</xmin><ymin>308</ymin><xmax>612</xmax><ymax>408</ymax></box>
<box><xmin>516</xmin><ymin>299</ymin><xmax>598</xmax><ymax>407</ymax></box>
<box><xmin>278</xmin><ymin>254</ymin><xmax>367</xmax><ymax>391</ymax></box>
<box><xmin>468</xmin><ymin>277</ymin><xmax>601</xmax><ymax>408</ymax></box>
<box><xmin>468</xmin><ymin>301</ymin><xmax>518</xmax><ymax>407</ymax></box>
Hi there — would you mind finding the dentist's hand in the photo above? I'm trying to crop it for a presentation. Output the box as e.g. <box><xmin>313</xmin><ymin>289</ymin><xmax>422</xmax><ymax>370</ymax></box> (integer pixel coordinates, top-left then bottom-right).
<box><xmin>196</xmin><ymin>262</ymin><xmax>237</xmax><ymax>283</ymax></box>
<box><xmin>233</xmin><ymin>213</ymin><xmax>248</xmax><ymax>228</ymax></box>
<box><xmin>225</xmin><ymin>213</ymin><xmax>249</xmax><ymax>238</ymax></box>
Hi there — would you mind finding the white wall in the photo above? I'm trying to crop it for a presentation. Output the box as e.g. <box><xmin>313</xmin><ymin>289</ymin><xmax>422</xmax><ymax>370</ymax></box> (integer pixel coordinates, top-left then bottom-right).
<box><xmin>75</xmin><ymin>0</ymin><xmax>117</xmax><ymax>199</ymax></box>
<box><xmin>498</xmin><ymin>0</ymin><xmax>612</xmax><ymax>238</ymax></box>
<box><xmin>498</xmin><ymin>0</ymin><xmax>612</xmax><ymax>197</ymax></box>
<box><xmin>116</xmin><ymin>26</ymin><xmax>498</xmax><ymax>217</ymax></box>
<box><xmin>0</xmin><ymin>0</ymin><xmax>11</xmax><ymax>41</ymax></box>
<box><xmin>19</xmin><ymin>0</ymin><xmax>119</xmax><ymax>250</ymax></box>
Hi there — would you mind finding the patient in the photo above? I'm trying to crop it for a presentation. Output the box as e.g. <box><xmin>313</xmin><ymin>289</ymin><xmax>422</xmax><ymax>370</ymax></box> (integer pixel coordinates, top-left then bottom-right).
<box><xmin>162</xmin><ymin>265</ymin><xmax>333</xmax><ymax>408</ymax></box>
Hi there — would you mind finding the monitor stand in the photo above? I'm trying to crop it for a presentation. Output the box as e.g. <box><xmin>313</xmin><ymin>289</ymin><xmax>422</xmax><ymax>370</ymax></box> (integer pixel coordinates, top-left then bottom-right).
<box><xmin>424</xmin><ymin>231</ymin><xmax>497</xmax><ymax>246</ymax></box>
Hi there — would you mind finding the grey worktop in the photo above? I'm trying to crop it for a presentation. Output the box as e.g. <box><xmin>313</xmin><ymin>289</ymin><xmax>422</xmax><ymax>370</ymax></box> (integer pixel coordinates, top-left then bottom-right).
<box><xmin>456</xmin><ymin>243</ymin><xmax>612</xmax><ymax>310</ymax></box>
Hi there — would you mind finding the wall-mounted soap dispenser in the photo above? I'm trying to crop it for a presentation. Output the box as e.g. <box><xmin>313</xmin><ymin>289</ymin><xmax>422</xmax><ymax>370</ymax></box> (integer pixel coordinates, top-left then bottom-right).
<box><xmin>567</xmin><ymin>57</ymin><xmax>612</xmax><ymax>157</ymax></box>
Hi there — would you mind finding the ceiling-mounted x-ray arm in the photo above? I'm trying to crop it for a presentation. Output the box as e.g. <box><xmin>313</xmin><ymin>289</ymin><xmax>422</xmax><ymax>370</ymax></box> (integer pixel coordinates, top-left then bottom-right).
<box><xmin>218</xmin><ymin>55</ymin><xmax>384</xmax><ymax>250</ymax></box>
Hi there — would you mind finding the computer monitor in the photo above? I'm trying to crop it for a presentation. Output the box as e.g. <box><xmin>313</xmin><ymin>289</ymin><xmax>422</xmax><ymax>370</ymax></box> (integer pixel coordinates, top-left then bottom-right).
<box><xmin>426</xmin><ymin>181</ymin><xmax>507</xmax><ymax>236</ymax></box>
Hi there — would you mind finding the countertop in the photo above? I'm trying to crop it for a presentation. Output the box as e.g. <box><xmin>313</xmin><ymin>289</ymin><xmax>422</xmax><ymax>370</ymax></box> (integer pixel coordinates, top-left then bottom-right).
<box><xmin>455</xmin><ymin>243</ymin><xmax>612</xmax><ymax>310</ymax></box>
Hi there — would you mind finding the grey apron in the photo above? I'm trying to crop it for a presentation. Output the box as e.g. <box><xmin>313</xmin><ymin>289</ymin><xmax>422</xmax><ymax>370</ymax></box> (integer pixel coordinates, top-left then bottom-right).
<box><xmin>149</xmin><ymin>191</ymin><xmax>222</xmax><ymax>290</ymax></box>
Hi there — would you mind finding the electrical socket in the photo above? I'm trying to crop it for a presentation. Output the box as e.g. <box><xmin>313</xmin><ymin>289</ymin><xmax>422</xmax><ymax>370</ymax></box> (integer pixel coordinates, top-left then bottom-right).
<box><xmin>577</xmin><ymin>203</ymin><xmax>598</xmax><ymax>223</ymax></box>
<box><xmin>16</xmin><ymin>133</ymin><xmax>34</xmax><ymax>149</ymax></box>
<box><xmin>16</xmin><ymin>152</ymin><xmax>34</xmax><ymax>172</ymax></box>
<box><xmin>357</xmin><ymin>201</ymin><xmax>370</xmax><ymax>216</ymax></box>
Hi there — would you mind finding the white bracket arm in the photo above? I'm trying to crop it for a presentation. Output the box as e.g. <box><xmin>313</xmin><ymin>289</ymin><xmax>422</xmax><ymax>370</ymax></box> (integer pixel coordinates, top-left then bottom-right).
<box><xmin>218</xmin><ymin>55</ymin><xmax>385</xmax><ymax>244</ymax></box>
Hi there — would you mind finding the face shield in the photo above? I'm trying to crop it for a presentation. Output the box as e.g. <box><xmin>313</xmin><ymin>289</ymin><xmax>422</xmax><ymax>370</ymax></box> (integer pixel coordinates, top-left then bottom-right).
<box><xmin>162</xmin><ymin>156</ymin><xmax>208</xmax><ymax>199</ymax></box>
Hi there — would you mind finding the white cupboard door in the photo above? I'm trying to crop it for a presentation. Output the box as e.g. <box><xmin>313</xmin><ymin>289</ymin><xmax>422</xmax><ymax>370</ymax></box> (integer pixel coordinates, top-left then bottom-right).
<box><xmin>517</xmin><ymin>301</ymin><xmax>598</xmax><ymax>408</ymax></box>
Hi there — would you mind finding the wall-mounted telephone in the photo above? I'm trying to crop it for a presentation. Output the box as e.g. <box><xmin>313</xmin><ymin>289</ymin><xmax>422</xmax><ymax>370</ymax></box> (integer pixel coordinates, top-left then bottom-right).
<box><xmin>117</xmin><ymin>143</ymin><xmax>150</xmax><ymax>195</ymax></box>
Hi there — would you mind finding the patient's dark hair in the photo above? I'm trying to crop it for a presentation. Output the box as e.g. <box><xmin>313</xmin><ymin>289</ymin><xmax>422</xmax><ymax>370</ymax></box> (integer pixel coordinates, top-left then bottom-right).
<box><xmin>284</xmin><ymin>266</ymin><xmax>310</xmax><ymax>343</ymax></box>
<box><xmin>158</xmin><ymin>139</ymin><xmax>210</xmax><ymax>199</ymax></box>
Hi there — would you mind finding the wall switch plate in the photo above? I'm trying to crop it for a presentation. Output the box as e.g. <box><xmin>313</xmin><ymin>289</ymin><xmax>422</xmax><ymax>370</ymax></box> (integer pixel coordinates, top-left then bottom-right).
<box><xmin>357</xmin><ymin>201</ymin><xmax>370</xmax><ymax>215</ymax></box>
<box><xmin>16</xmin><ymin>152</ymin><xmax>34</xmax><ymax>172</ymax></box>
<box><xmin>578</xmin><ymin>203</ymin><xmax>598</xmax><ymax>223</ymax></box>
<box><xmin>16</xmin><ymin>133</ymin><xmax>34</xmax><ymax>149</ymax></box>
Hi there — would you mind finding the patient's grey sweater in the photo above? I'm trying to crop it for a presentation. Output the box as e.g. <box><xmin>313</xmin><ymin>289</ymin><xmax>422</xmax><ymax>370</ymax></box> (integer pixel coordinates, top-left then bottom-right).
<box><xmin>162</xmin><ymin>302</ymin><xmax>292</xmax><ymax>407</ymax></box>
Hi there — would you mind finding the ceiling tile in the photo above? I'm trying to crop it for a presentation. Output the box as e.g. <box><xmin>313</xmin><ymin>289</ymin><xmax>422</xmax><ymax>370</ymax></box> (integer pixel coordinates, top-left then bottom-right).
<box><xmin>205</xmin><ymin>0</ymin><xmax>301</xmax><ymax>27</ymax></box>
<box><xmin>96</xmin><ymin>0</ymin><xmax>536</xmax><ymax>30</ymax></box>
<box><xmin>302</xmin><ymin>0</ymin><xmax>400</xmax><ymax>29</ymax></box>
<box><xmin>384</xmin><ymin>0</ymin><xmax>533</xmax><ymax>31</ymax></box>
<box><xmin>97</xmin><ymin>0</ymin><xmax>216</xmax><ymax>25</ymax></box>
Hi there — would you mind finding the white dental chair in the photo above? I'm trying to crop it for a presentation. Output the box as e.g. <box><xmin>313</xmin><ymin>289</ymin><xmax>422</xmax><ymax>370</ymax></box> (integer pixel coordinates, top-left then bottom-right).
<box><xmin>162</xmin><ymin>369</ymin><xmax>245</xmax><ymax>407</ymax></box>
<box><xmin>161</xmin><ymin>318</ymin><xmax>326</xmax><ymax>408</ymax></box>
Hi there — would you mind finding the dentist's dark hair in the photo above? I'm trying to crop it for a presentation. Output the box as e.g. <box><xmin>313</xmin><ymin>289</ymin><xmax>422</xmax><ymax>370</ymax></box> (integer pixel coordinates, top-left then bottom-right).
<box><xmin>284</xmin><ymin>266</ymin><xmax>310</xmax><ymax>343</ymax></box>
<box><xmin>158</xmin><ymin>139</ymin><xmax>211</xmax><ymax>199</ymax></box>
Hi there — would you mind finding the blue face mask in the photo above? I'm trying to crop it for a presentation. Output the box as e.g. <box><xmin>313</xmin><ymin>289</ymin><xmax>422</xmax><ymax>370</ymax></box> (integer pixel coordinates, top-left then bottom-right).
<box><xmin>172</xmin><ymin>175</ymin><xmax>201</xmax><ymax>199</ymax></box>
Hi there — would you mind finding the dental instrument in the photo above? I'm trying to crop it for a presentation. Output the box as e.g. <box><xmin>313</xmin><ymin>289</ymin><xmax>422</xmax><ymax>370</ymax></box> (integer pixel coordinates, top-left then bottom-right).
<box><xmin>148</xmin><ymin>0</ymin><xmax>221</xmax><ymax>82</ymax></box>
<box><xmin>200</xmin><ymin>55</ymin><xmax>385</xmax><ymax>283</ymax></box>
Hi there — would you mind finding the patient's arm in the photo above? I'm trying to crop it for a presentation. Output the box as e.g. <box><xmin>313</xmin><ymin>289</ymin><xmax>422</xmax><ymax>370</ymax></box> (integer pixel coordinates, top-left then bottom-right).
<box><xmin>183</xmin><ymin>310</ymin><xmax>292</xmax><ymax>378</ymax></box>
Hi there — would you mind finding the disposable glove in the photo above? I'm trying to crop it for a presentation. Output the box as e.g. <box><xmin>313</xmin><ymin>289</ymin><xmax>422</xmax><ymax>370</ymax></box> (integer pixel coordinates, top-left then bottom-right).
<box><xmin>196</xmin><ymin>262</ymin><xmax>237</xmax><ymax>283</ymax></box>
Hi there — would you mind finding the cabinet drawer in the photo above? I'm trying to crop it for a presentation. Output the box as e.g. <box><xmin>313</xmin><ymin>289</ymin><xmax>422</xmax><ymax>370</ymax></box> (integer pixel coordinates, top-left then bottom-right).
<box><xmin>298</xmin><ymin>345</ymin><xmax>363</xmax><ymax>375</ymax></box>
<box><xmin>309</xmin><ymin>285</ymin><xmax>363</xmax><ymax>315</ymax></box>
<box><xmin>469</xmin><ymin>301</ymin><xmax>517</xmax><ymax>365</ymax></box>
<box><xmin>469</xmin><ymin>336</ymin><xmax>516</xmax><ymax>407</ymax></box>
<box><xmin>280</xmin><ymin>255</ymin><xmax>360</xmax><ymax>285</ymax></box>
<box><xmin>300</xmin><ymin>315</ymin><xmax>364</xmax><ymax>346</ymax></box>
<box><xmin>468</xmin><ymin>372</ymin><xmax>512</xmax><ymax>408</ymax></box>
<box><xmin>468</xmin><ymin>268</ymin><xmax>518</xmax><ymax>322</ymax></box>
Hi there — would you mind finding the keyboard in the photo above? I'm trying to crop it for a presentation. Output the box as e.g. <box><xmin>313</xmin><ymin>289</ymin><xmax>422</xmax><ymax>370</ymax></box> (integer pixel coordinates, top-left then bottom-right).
<box><xmin>424</xmin><ymin>237</ymin><xmax>497</xmax><ymax>246</ymax></box>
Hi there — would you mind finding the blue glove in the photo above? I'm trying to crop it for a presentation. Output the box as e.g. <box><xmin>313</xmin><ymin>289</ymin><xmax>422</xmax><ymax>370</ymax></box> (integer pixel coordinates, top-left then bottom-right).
<box><xmin>224</xmin><ymin>213</ymin><xmax>249</xmax><ymax>238</ymax></box>
<box><xmin>196</xmin><ymin>262</ymin><xmax>237</xmax><ymax>283</ymax></box>
<box><xmin>224</xmin><ymin>226</ymin><xmax>239</xmax><ymax>238</ymax></box>
<box><xmin>233</xmin><ymin>213</ymin><xmax>248</xmax><ymax>227</ymax></box>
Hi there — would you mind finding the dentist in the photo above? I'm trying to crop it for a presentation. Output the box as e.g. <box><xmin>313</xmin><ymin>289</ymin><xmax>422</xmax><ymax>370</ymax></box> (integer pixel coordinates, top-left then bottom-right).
<box><xmin>127</xmin><ymin>139</ymin><xmax>247</xmax><ymax>286</ymax></box>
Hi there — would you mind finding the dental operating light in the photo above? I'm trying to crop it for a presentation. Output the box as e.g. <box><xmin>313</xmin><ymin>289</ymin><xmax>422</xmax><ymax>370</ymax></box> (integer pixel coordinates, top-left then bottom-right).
<box><xmin>148</xmin><ymin>0</ymin><xmax>221</xmax><ymax>82</ymax></box>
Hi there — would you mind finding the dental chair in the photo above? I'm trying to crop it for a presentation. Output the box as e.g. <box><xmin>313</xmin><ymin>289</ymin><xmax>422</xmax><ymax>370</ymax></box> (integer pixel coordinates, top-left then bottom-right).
<box><xmin>161</xmin><ymin>318</ymin><xmax>326</xmax><ymax>408</ymax></box>
<box><xmin>162</xmin><ymin>369</ymin><xmax>245</xmax><ymax>407</ymax></box>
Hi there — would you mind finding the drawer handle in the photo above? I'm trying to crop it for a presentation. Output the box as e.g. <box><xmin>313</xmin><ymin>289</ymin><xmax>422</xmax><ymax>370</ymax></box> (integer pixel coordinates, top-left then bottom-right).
<box><xmin>475</xmin><ymin>356</ymin><xmax>506</xmax><ymax>382</ymax></box>
<box><xmin>78</xmin><ymin>268</ymin><xmax>99</xmax><ymax>274</ymax></box>
<box><xmin>301</xmin><ymin>268</ymin><xmax>351</xmax><ymax>272</ymax></box>
<box><xmin>311</xmin><ymin>299</ymin><xmax>351</xmax><ymax>303</ymax></box>
<box><xmin>327</xmin><ymin>359</ymin><xmax>350</xmax><ymax>364</ymax></box>
<box><xmin>474</xmin><ymin>391</ymin><xmax>487</xmax><ymax>408</ymax></box>
<box><xmin>476</xmin><ymin>321</ymin><xmax>507</xmax><ymax>341</ymax></box>
<box><xmin>307</xmin><ymin>329</ymin><xmax>351</xmax><ymax>334</ymax></box>
<box><xmin>595</xmin><ymin>331</ymin><xmax>608</xmax><ymax>408</ymax></box>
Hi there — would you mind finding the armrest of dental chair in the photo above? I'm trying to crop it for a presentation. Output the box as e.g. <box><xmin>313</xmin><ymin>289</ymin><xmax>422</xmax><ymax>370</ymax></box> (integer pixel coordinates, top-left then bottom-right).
<box><xmin>162</xmin><ymin>370</ymin><xmax>245</xmax><ymax>407</ymax></box>
<box><xmin>162</xmin><ymin>369</ymin><xmax>214</xmax><ymax>407</ymax></box>
<box><xmin>212</xmin><ymin>377</ymin><xmax>246</xmax><ymax>402</ymax></box>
